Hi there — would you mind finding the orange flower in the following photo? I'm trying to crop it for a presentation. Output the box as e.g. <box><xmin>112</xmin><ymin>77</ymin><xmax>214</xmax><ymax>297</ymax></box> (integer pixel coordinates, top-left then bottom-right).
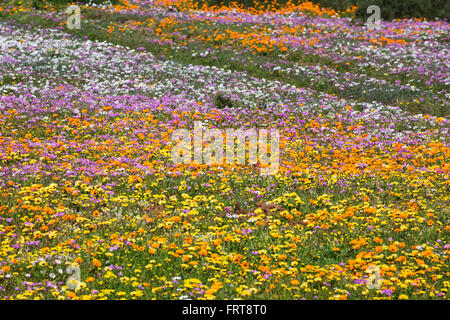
<box><xmin>375</xmin><ymin>246</ymin><xmax>384</xmax><ymax>253</ymax></box>
<box><xmin>1</xmin><ymin>266</ymin><xmax>11</xmax><ymax>273</ymax></box>
<box><xmin>364</xmin><ymin>207</ymin><xmax>376</xmax><ymax>214</ymax></box>
<box><xmin>92</xmin><ymin>259</ymin><xmax>102</xmax><ymax>268</ymax></box>
<box><xmin>198</xmin><ymin>247</ymin><xmax>208</xmax><ymax>256</ymax></box>
<box><xmin>416</xmin><ymin>259</ymin><xmax>425</xmax><ymax>266</ymax></box>
<box><xmin>388</xmin><ymin>244</ymin><xmax>398</xmax><ymax>253</ymax></box>
<box><xmin>374</xmin><ymin>237</ymin><xmax>383</xmax><ymax>244</ymax></box>
<box><xmin>350</xmin><ymin>238</ymin><xmax>367</xmax><ymax>250</ymax></box>
<box><xmin>291</xmin><ymin>279</ymin><xmax>300</xmax><ymax>286</ymax></box>
<box><xmin>211</xmin><ymin>281</ymin><xmax>223</xmax><ymax>290</ymax></box>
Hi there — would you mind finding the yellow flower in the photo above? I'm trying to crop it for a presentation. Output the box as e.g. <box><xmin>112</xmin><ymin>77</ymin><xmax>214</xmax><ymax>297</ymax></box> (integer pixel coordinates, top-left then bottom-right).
<box><xmin>398</xmin><ymin>294</ymin><xmax>409</xmax><ymax>300</ymax></box>
<box><xmin>104</xmin><ymin>271</ymin><xmax>117</xmax><ymax>279</ymax></box>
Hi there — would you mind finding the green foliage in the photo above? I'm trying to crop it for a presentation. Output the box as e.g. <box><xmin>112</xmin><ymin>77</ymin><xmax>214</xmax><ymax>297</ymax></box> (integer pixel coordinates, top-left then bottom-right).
<box><xmin>33</xmin><ymin>0</ymin><xmax>120</xmax><ymax>9</ymax></box>
<box><xmin>200</xmin><ymin>0</ymin><xmax>450</xmax><ymax>20</ymax></box>
<box><xmin>33</xmin><ymin>0</ymin><xmax>45</xmax><ymax>9</ymax></box>
<box><xmin>308</xmin><ymin>0</ymin><xmax>357</xmax><ymax>11</ymax></box>
<box><xmin>307</xmin><ymin>0</ymin><xmax>450</xmax><ymax>20</ymax></box>
<box><xmin>2</xmin><ymin>0</ymin><xmax>32</xmax><ymax>8</ymax></box>
<box><xmin>214</xmin><ymin>92</ymin><xmax>237</xmax><ymax>109</ymax></box>
<box><xmin>353</xmin><ymin>0</ymin><xmax>450</xmax><ymax>21</ymax></box>
<box><xmin>196</xmin><ymin>0</ymin><xmax>357</xmax><ymax>11</ymax></box>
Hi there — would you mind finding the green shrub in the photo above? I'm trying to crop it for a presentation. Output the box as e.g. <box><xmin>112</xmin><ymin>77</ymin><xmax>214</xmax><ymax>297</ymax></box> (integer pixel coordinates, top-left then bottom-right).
<box><xmin>353</xmin><ymin>0</ymin><xmax>450</xmax><ymax>21</ymax></box>
<box><xmin>310</xmin><ymin>0</ymin><xmax>450</xmax><ymax>20</ymax></box>
<box><xmin>214</xmin><ymin>92</ymin><xmax>236</xmax><ymax>109</ymax></box>
<box><xmin>308</xmin><ymin>0</ymin><xmax>357</xmax><ymax>11</ymax></box>
<box><xmin>196</xmin><ymin>0</ymin><xmax>449</xmax><ymax>20</ymax></box>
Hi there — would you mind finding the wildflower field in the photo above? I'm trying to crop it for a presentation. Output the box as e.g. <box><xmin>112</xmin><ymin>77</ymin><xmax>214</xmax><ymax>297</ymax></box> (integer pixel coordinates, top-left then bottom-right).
<box><xmin>0</xmin><ymin>0</ymin><xmax>449</xmax><ymax>300</ymax></box>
